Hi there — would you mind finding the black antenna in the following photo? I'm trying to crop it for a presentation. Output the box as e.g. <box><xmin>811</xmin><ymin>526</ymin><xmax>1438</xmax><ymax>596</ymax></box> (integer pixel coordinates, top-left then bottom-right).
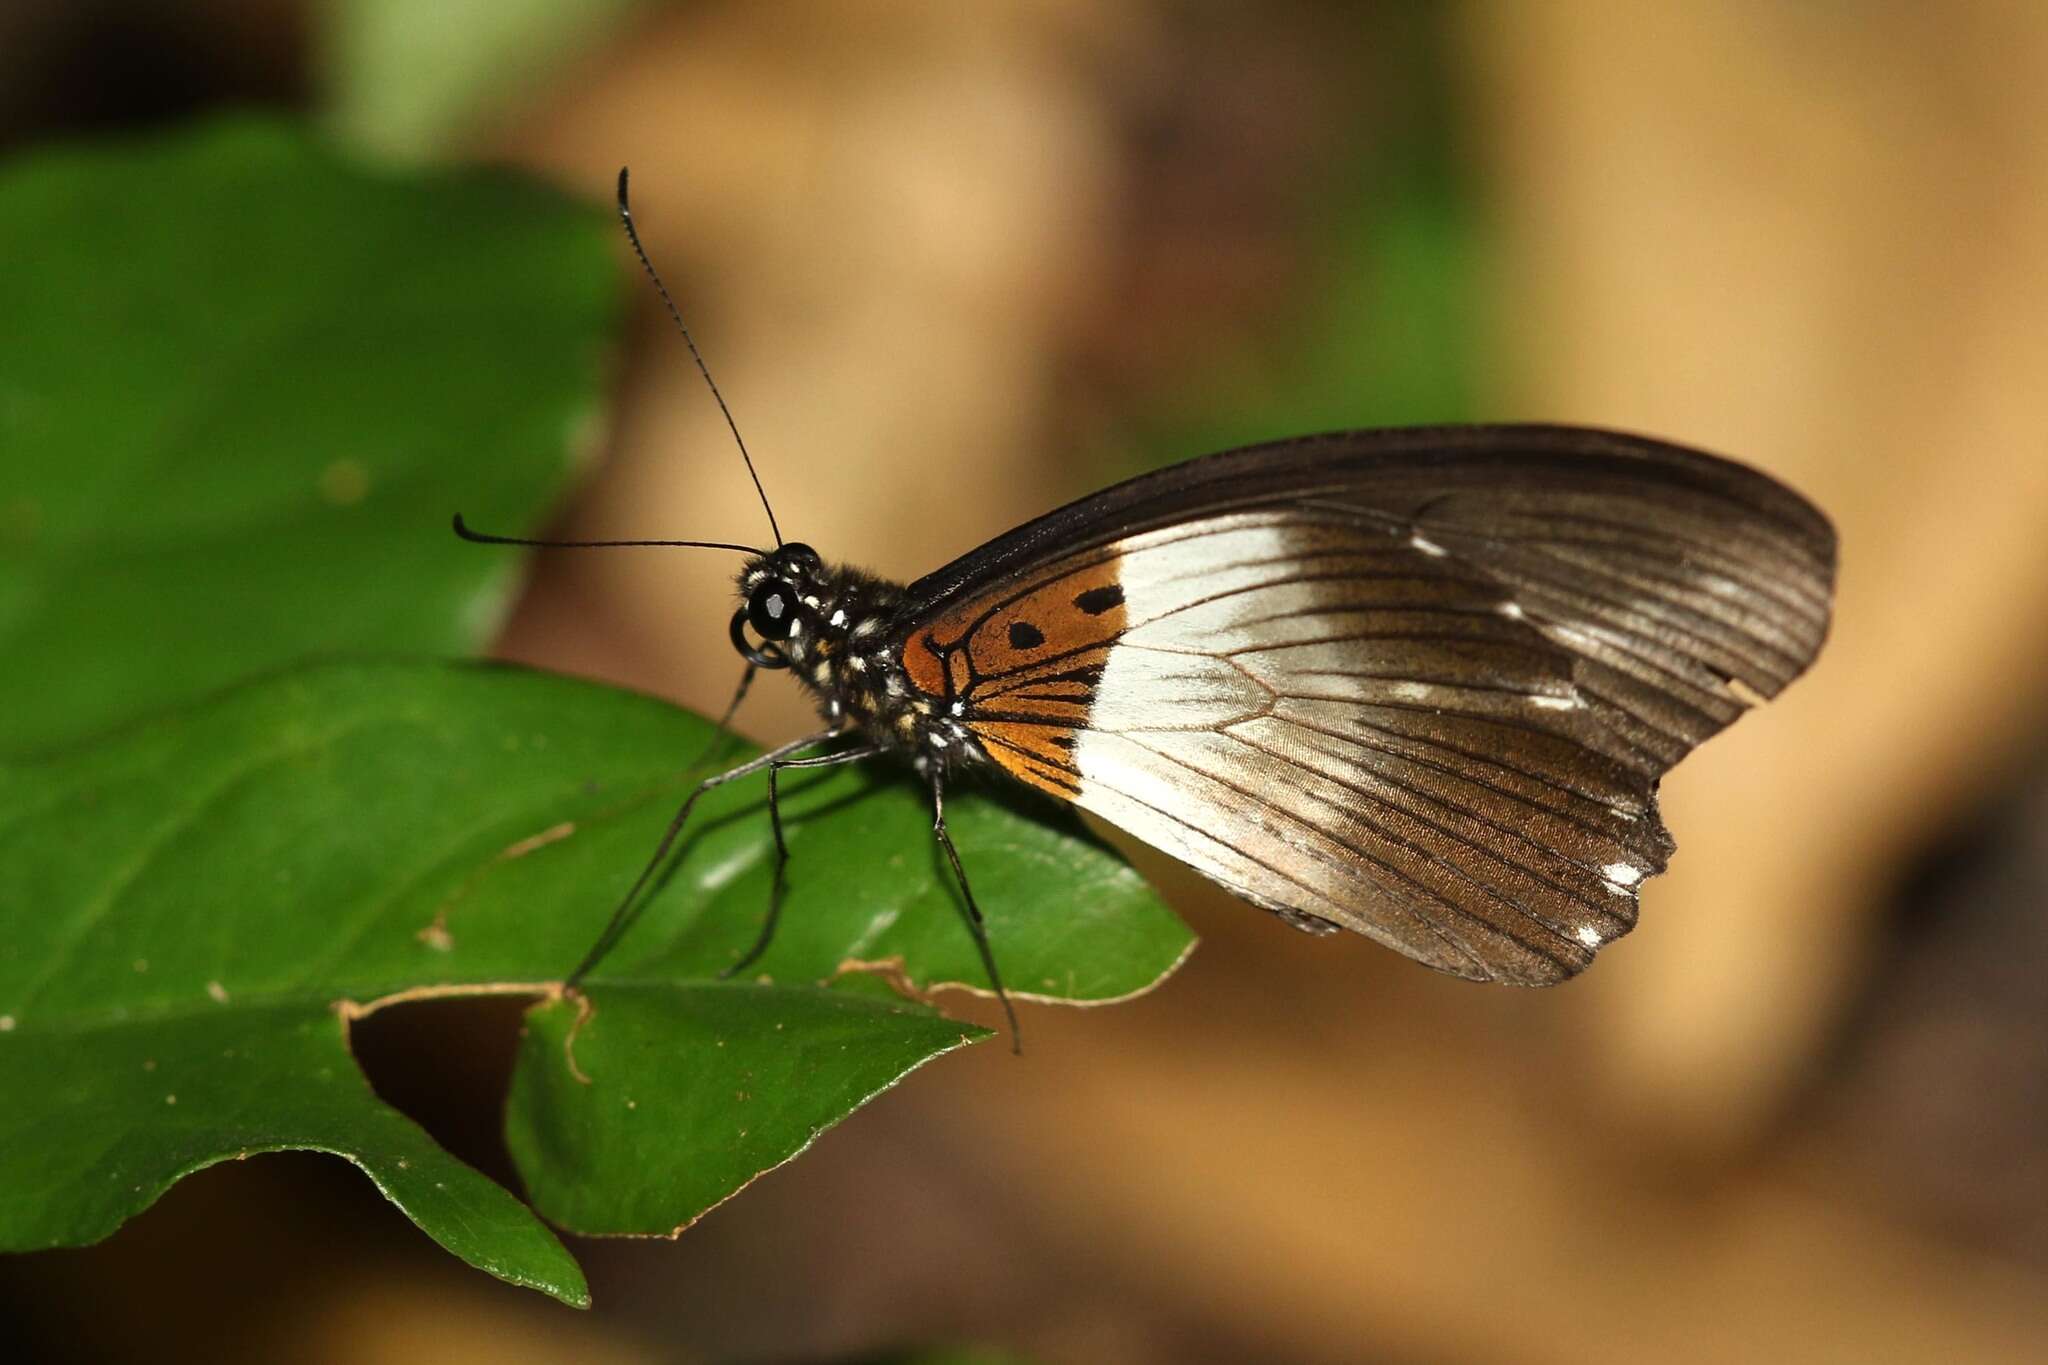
<box><xmin>615</xmin><ymin>166</ymin><xmax>782</xmax><ymax>547</ymax></box>
<box><xmin>451</xmin><ymin>513</ymin><xmax>760</xmax><ymax>556</ymax></box>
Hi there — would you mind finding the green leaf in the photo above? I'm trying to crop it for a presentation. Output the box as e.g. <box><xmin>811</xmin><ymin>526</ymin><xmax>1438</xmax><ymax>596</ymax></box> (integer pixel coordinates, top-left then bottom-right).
<box><xmin>0</xmin><ymin>663</ymin><xmax>1189</xmax><ymax>1292</ymax></box>
<box><xmin>507</xmin><ymin>985</ymin><xmax>981</xmax><ymax>1235</ymax></box>
<box><xmin>0</xmin><ymin>1001</ymin><xmax>590</xmax><ymax>1306</ymax></box>
<box><xmin>319</xmin><ymin>0</ymin><xmax>644</xmax><ymax>162</ymax></box>
<box><xmin>0</xmin><ymin>116</ymin><xmax>617</xmax><ymax>755</ymax></box>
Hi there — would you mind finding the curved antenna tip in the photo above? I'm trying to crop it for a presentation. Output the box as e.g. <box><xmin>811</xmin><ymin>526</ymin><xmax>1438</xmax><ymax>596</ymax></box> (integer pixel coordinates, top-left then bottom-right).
<box><xmin>615</xmin><ymin>166</ymin><xmax>631</xmax><ymax>206</ymax></box>
<box><xmin>446</xmin><ymin>513</ymin><xmax>765</xmax><ymax>556</ymax></box>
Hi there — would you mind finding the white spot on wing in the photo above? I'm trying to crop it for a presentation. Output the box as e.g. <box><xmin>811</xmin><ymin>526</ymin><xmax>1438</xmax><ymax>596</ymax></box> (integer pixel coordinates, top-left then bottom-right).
<box><xmin>1498</xmin><ymin>601</ymin><xmax>1525</xmax><ymax>621</ymax></box>
<box><xmin>1702</xmin><ymin>573</ymin><xmax>1744</xmax><ymax>599</ymax></box>
<box><xmin>1529</xmin><ymin>694</ymin><xmax>1580</xmax><ymax>711</ymax></box>
<box><xmin>1575</xmin><ymin>925</ymin><xmax>1603</xmax><ymax>948</ymax></box>
<box><xmin>1550</xmin><ymin>624</ymin><xmax>1597</xmax><ymax>648</ymax></box>
<box><xmin>1600</xmin><ymin>861</ymin><xmax>1645</xmax><ymax>896</ymax></box>
<box><xmin>1388</xmin><ymin>681</ymin><xmax>1435</xmax><ymax>702</ymax></box>
<box><xmin>1408</xmin><ymin>534</ymin><xmax>1447</xmax><ymax>557</ymax></box>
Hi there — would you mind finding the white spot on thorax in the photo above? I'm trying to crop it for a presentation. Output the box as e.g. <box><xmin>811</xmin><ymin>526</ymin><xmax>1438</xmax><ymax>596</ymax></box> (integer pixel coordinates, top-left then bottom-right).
<box><xmin>830</xmin><ymin>608</ymin><xmax>848</xmax><ymax>627</ymax></box>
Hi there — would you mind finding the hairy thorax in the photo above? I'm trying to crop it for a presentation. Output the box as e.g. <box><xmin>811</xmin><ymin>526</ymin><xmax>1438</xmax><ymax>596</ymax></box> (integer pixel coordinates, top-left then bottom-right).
<box><xmin>736</xmin><ymin>556</ymin><xmax>978</xmax><ymax>772</ymax></box>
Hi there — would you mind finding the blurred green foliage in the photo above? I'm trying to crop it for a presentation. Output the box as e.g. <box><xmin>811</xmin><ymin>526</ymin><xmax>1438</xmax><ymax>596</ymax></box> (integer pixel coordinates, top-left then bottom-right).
<box><xmin>0</xmin><ymin>116</ymin><xmax>616</xmax><ymax>755</ymax></box>
<box><xmin>320</xmin><ymin>0</ymin><xmax>642</xmax><ymax>162</ymax></box>
<box><xmin>1129</xmin><ymin>5</ymin><xmax>1483</xmax><ymax>468</ymax></box>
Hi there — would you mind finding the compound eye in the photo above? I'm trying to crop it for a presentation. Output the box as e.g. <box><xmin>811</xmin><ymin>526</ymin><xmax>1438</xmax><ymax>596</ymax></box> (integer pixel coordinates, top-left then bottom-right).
<box><xmin>746</xmin><ymin>578</ymin><xmax>800</xmax><ymax>640</ymax></box>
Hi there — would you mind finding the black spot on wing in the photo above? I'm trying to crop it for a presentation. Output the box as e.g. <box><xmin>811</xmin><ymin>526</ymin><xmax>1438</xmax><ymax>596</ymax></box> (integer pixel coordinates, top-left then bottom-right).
<box><xmin>1008</xmin><ymin>621</ymin><xmax>1045</xmax><ymax>649</ymax></box>
<box><xmin>1073</xmin><ymin>583</ymin><xmax>1125</xmax><ymax>615</ymax></box>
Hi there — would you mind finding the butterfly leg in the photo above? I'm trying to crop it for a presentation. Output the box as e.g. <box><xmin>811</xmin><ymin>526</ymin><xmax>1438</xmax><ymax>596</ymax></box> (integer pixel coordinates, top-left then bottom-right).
<box><xmin>684</xmin><ymin>662</ymin><xmax>757</xmax><ymax>773</ymax></box>
<box><xmin>930</xmin><ymin>769</ymin><xmax>1023</xmax><ymax>1054</ymax></box>
<box><xmin>720</xmin><ymin>741</ymin><xmax>884</xmax><ymax>978</ymax></box>
<box><xmin>564</xmin><ymin>728</ymin><xmax>839</xmax><ymax>990</ymax></box>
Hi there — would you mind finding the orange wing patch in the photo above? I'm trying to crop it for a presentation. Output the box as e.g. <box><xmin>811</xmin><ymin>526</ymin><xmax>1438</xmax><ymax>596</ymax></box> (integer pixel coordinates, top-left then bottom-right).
<box><xmin>901</xmin><ymin>551</ymin><xmax>1128</xmax><ymax>800</ymax></box>
<box><xmin>973</xmin><ymin>723</ymin><xmax>1084</xmax><ymax>798</ymax></box>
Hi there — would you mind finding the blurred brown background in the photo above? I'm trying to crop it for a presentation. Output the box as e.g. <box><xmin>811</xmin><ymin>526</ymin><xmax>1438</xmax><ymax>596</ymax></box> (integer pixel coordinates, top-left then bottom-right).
<box><xmin>5</xmin><ymin>2</ymin><xmax>2046</xmax><ymax>1361</ymax></box>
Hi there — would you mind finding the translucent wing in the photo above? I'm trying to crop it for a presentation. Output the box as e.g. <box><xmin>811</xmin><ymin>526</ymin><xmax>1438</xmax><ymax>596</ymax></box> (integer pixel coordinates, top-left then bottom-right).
<box><xmin>900</xmin><ymin>426</ymin><xmax>1835</xmax><ymax>984</ymax></box>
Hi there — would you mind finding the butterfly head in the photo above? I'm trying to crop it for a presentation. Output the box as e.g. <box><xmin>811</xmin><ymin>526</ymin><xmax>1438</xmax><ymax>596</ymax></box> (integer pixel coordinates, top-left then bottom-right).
<box><xmin>730</xmin><ymin>542</ymin><xmax>830</xmax><ymax>669</ymax></box>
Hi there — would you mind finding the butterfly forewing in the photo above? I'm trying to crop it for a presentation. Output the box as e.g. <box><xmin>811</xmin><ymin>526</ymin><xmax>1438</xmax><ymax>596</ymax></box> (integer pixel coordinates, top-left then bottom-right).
<box><xmin>895</xmin><ymin>427</ymin><xmax>1834</xmax><ymax>985</ymax></box>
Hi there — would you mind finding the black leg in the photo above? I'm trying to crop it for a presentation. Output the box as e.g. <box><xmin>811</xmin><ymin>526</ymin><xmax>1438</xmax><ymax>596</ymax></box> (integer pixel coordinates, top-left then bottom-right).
<box><xmin>564</xmin><ymin>729</ymin><xmax>838</xmax><ymax>990</ymax></box>
<box><xmin>930</xmin><ymin>769</ymin><xmax>1022</xmax><ymax>1053</ymax></box>
<box><xmin>719</xmin><ymin>742</ymin><xmax>882</xmax><ymax>979</ymax></box>
<box><xmin>687</xmin><ymin>663</ymin><xmax>757</xmax><ymax>773</ymax></box>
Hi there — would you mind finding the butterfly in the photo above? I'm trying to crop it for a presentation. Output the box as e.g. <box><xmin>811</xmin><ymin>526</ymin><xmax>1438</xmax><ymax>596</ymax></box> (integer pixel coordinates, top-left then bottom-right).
<box><xmin>459</xmin><ymin>170</ymin><xmax>1837</xmax><ymax>1041</ymax></box>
